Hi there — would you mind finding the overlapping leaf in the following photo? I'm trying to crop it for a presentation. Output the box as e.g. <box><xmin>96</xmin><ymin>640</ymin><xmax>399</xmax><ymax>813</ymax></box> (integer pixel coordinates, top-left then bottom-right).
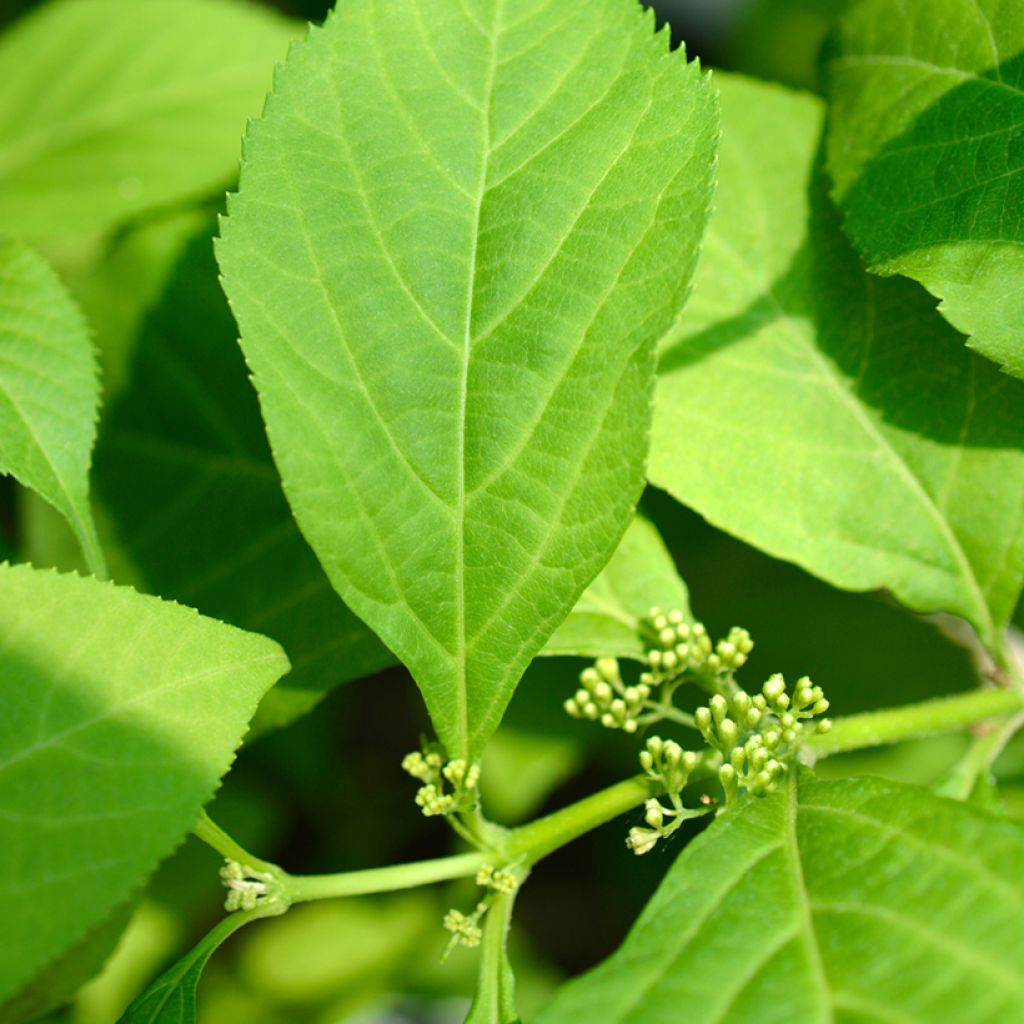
<box><xmin>0</xmin><ymin>0</ymin><xmax>296</xmax><ymax>240</ymax></box>
<box><xmin>536</xmin><ymin>774</ymin><xmax>1024</xmax><ymax>1023</ymax></box>
<box><xmin>0</xmin><ymin>563</ymin><xmax>288</xmax><ymax>1001</ymax></box>
<box><xmin>543</xmin><ymin>515</ymin><xmax>690</xmax><ymax>661</ymax></box>
<box><xmin>0</xmin><ymin>238</ymin><xmax>104</xmax><ymax>574</ymax></box>
<box><xmin>218</xmin><ymin>0</ymin><xmax>718</xmax><ymax>759</ymax></box>
<box><xmin>94</xmin><ymin>230</ymin><xmax>392</xmax><ymax>735</ymax></box>
<box><xmin>649</xmin><ymin>75</ymin><xmax>1024</xmax><ymax>656</ymax></box>
<box><xmin>826</xmin><ymin>0</ymin><xmax>1024</xmax><ymax>377</ymax></box>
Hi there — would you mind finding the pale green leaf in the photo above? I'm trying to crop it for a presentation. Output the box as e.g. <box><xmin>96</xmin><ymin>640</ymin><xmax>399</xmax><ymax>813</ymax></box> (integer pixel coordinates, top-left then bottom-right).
<box><xmin>218</xmin><ymin>0</ymin><xmax>718</xmax><ymax>759</ymax></box>
<box><xmin>117</xmin><ymin>912</ymin><xmax>257</xmax><ymax>1024</ymax></box>
<box><xmin>0</xmin><ymin>0</ymin><xmax>297</xmax><ymax>241</ymax></box>
<box><xmin>543</xmin><ymin>515</ymin><xmax>690</xmax><ymax>662</ymax></box>
<box><xmin>0</xmin><ymin>238</ymin><xmax>105</xmax><ymax>574</ymax></box>
<box><xmin>648</xmin><ymin>75</ymin><xmax>1024</xmax><ymax>655</ymax></box>
<box><xmin>825</xmin><ymin>0</ymin><xmax>1024</xmax><ymax>378</ymax></box>
<box><xmin>536</xmin><ymin>773</ymin><xmax>1024</xmax><ymax>1024</ymax></box>
<box><xmin>0</xmin><ymin>563</ymin><xmax>289</xmax><ymax>1002</ymax></box>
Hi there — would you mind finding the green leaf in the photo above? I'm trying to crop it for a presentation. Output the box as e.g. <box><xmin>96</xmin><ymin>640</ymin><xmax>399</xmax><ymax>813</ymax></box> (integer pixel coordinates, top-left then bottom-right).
<box><xmin>825</xmin><ymin>0</ymin><xmax>1024</xmax><ymax>378</ymax></box>
<box><xmin>0</xmin><ymin>238</ymin><xmax>105</xmax><ymax>575</ymax></box>
<box><xmin>117</xmin><ymin>911</ymin><xmax>258</xmax><ymax>1024</ymax></box>
<box><xmin>648</xmin><ymin>74</ymin><xmax>1024</xmax><ymax>655</ymax></box>
<box><xmin>535</xmin><ymin>773</ymin><xmax>1024</xmax><ymax>1024</ymax></box>
<box><xmin>0</xmin><ymin>0</ymin><xmax>296</xmax><ymax>241</ymax></box>
<box><xmin>218</xmin><ymin>0</ymin><xmax>718</xmax><ymax>760</ymax></box>
<box><xmin>94</xmin><ymin>227</ymin><xmax>392</xmax><ymax>736</ymax></box>
<box><xmin>0</xmin><ymin>898</ymin><xmax>134</xmax><ymax>1023</ymax></box>
<box><xmin>543</xmin><ymin>515</ymin><xmax>690</xmax><ymax>662</ymax></box>
<box><xmin>0</xmin><ymin>563</ymin><xmax>289</xmax><ymax>1002</ymax></box>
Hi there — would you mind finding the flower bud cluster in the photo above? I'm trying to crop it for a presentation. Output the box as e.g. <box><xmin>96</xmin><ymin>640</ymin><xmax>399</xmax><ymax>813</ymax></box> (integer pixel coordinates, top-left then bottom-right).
<box><xmin>627</xmin><ymin>737</ymin><xmax>701</xmax><ymax>856</ymax></box>
<box><xmin>563</xmin><ymin>656</ymin><xmax>648</xmax><ymax>733</ymax></box>
<box><xmin>443</xmin><ymin>905</ymin><xmax>485</xmax><ymax>948</ymax></box>
<box><xmin>402</xmin><ymin>744</ymin><xmax>480</xmax><ymax>818</ymax></box>
<box><xmin>220</xmin><ymin>860</ymin><xmax>275</xmax><ymax>912</ymax></box>
<box><xmin>476</xmin><ymin>864</ymin><xmax>518</xmax><ymax>896</ymax></box>
<box><xmin>705</xmin><ymin>626</ymin><xmax>754</xmax><ymax>674</ymax></box>
<box><xmin>639</xmin><ymin>608</ymin><xmax>713</xmax><ymax>687</ymax></box>
<box><xmin>694</xmin><ymin>674</ymin><xmax>831</xmax><ymax>805</ymax></box>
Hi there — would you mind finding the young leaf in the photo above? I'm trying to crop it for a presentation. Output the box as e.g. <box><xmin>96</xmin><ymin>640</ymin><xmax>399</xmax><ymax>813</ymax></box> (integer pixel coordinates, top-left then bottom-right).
<box><xmin>118</xmin><ymin>911</ymin><xmax>259</xmax><ymax>1024</ymax></box>
<box><xmin>535</xmin><ymin>774</ymin><xmax>1024</xmax><ymax>1023</ymax></box>
<box><xmin>0</xmin><ymin>563</ymin><xmax>289</xmax><ymax>1002</ymax></box>
<box><xmin>648</xmin><ymin>75</ymin><xmax>1024</xmax><ymax>656</ymax></box>
<box><xmin>825</xmin><ymin>0</ymin><xmax>1024</xmax><ymax>378</ymax></box>
<box><xmin>218</xmin><ymin>0</ymin><xmax>718</xmax><ymax>760</ymax></box>
<box><xmin>0</xmin><ymin>238</ymin><xmax>105</xmax><ymax>575</ymax></box>
<box><xmin>543</xmin><ymin>515</ymin><xmax>691</xmax><ymax>661</ymax></box>
<box><xmin>94</xmin><ymin>229</ymin><xmax>392</xmax><ymax>736</ymax></box>
<box><xmin>0</xmin><ymin>0</ymin><xmax>296</xmax><ymax>241</ymax></box>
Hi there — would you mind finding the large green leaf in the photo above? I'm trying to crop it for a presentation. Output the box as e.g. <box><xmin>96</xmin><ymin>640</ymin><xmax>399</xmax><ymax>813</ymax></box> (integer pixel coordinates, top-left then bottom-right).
<box><xmin>825</xmin><ymin>0</ymin><xmax>1024</xmax><ymax>378</ymax></box>
<box><xmin>536</xmin><ymin>773</ymin><xmax>1024</xmax><ymax>1023</ymax></box>
<box><xmin>0</xmin><ymin>563</ymin><xmax>289</xmax><ymax>1001</ymax></box>
<box><xmin>0</xmin><ymin>238</ymin><xmax>105</xmax><ymax>574</ymax></box>
<box><xmin>94</xmin><ymin>228</ymin><xmax>392</xmax><ymax>736</ymax></box>
<box><xmin>218</xmin><ymin>0</ymin><xmax>718</xmax><ymax>759</ymax></box>
<box><xmin>0</xmin><ymin>0</ymin><xmax>296</xmax><ymax>241</ymax></box>
<box><xmin>648</xmin><ymin>75</ymin><xmax>1024</xmax><ymax>656</ymax></box>
<box><xmin>543</xmin><ymin>515</ymin><xmax>690</xmax><ymax>661</ymax></box>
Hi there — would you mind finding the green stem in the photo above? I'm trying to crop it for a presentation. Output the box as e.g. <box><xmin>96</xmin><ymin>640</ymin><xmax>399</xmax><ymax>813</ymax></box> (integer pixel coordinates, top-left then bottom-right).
<box><xmin>499</xmin><ymin>774</ymin><xmax>661</xmax><ymax>864</ymax></box>
<box><xmin>193</xmin><ymin>811</ymin><xmax>279</xmax><ymax>875</ymax></box>
<box><xmin>288</xmin><ymin>851</ymin><xmax>488</xmax><ymax>904</ymax></box>
<box><xmin>805</xmin><ymin>688</ymin><xmax>1024</xmax><ymax>759</ymax></box>
<box><xmin>938</xmin><ymin>710</ymin><xmax>1024</xmax><ymax>801</ymax></box>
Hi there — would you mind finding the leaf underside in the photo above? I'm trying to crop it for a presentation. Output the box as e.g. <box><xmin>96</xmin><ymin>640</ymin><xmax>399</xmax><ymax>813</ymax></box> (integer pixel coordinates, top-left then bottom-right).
<box><xmin>648</xmin><ymin>74</ymin><xmax>1024</xmax><ymax>655</ymax></box>
<box><xmin>0</xmin><ymin>564</ymin><xmax>288</xmax><ymax>1001</ymax></box>
<box><xmin>536</xmin><ymin>773</ymin><xmax>1024</xmax><ymax>1024</ymax></box>
<box><xmin>218</xmin><ymin>0</ymin><xmax>718</xmax><ymax>759</ymax></box>
<box><xmin>825</xmin><ymin>0</ymin><xmax>1024</xmax><ymax>378</ymax></box>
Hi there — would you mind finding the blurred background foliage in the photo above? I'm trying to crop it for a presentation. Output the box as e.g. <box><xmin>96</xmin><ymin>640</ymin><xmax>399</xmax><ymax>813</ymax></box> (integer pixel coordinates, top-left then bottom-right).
<box><xmin>1</xmin><ymin>0</ymin><xmax>1019</xmax><ymax>1021</ymax></box>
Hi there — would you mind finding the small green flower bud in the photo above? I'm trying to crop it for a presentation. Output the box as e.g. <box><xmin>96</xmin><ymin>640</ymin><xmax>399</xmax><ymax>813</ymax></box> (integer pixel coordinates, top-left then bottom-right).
<box><xmin>718</xmin><ymin>717</ymin><xmax>739</xmax><ymax>749</ymax></box>
<box><xmin>623</xmin><ymin>719</ymin><xmax>638</xmax><ymax>734</ymax></box>
<box><xmin>600</xmin><ymin>713</ymin><xmax>616</xmax><ymax>728</ymax></box>
<box><xmin>718</xmin><ymin>763</ymin><xmax>738</xmax><ymax>804</ymax></box>
<box><xmin>647</xmin><ymin>736</ymin><xmax>664</xmax><ymax>756</ymax></box>
<box><xmin>710</xmin><ymin>694</ymin><xmax>728</xmax><ymax>723</ymax></box>
<box><xmin>753</xmin><ymin>694</ymin><xmax>767</xmax><ymax>711</ymax></box>
<box><xmin>647</xmin><ymin>649</ymin><xmax>662</xmax><ymax>669</ymax></box>
<box><xmin>580</xmin><ymin>667</ymin><xmax>600</xmax><ymax>687</ymax></box>
<box><xmin>731</xmin><ymin>691</ymin><xmax>751</xmax><ymax>716</ymax></box>
<box><xmin>763</xmin><ymin>674</ymin><xmax>786</xmax><ymax>701</ymax></box>
<box><xmin>745</xmin><ymin>708</ymin><xmax>762</xmax><ymax>728</ymax></box>
<box><xmin>813</xmin><ymin>698</ymin><xmax>830</xmax><ymax>715</ymax></box>
<box><xmin>648</xmin><ymin>605</ymin><xmax>663</xmax><ymax>620</ymax></box>
<box><xmin>762</xmin><ymin>729</ymin><xmax>780</xmax><ymax>749</ymax></box>
<box><xmin>594</xmin><ymin>681</ymin><xmax>613</xmax><ymax>703</ymax></box>
<box><xmin>664</xmin><ymin>740</ymin><xmax>683</xmax><ymax>765</ymax></box>
<box><xmin>644</xmin><ymin>799</ymin><xmax>664</xmax><ymax>828</ymax></box>
<box><xmin>695</xmin><ymin>706</ymin><xmax>712</xmax><ymax>733</ymax></box>
<box><xmin>816</xmin><ymin>718</ymin><xmax>833</xmax><ymax>734</ymax></box>
<box><xmin>583</xmin><ymin>702</ymin><xmax>599</xmax><ymax>719</ymax></box>
<box><xmin>652</xmin><ymin>613</ymin><xmax>669</xmax><ymax>631</ymax></box>
<box><xmin>659</xmin><ymin>627</ymin><xmax>676</xmax><ymax>647</ymax></box>
<box><xmin>682</xmin><ymin>750</ymin><xmax>698</xmax><ymax>772</ymax></box>
<box><xmin>707</xmin><ymin>653</ymin><xmax>722</xmax><ymax>672</ymax></box>
<box><xmin>667</xmin><ymin>609</ymin><xmax>684</xmax><ymax>625</ymax></box>
<box><xmin>730</xmin><ymin>746</ymin><xmax>746</xmax><ymax>771</ymax></box>
<box><xmin>661</xmin><ymin>649</ymin><xmax>678</xmax><ymax>670</ymax></box>
<box><xmin>596</xmin><ymin>657</ymin><xmax>620</xmax><ymax>683</ymax></box>
<box><xmin>563</xmin><ymin>698</ymin><xmax>579</xmax><ymax>716</ymax></box>
<box><xmin>639</xmin><ymin>750</ymin><xmax>654</xmax><ymax>773</ymax></box>
<box><xmin>780</xmin><ymin>712</ymin><xmax>796</xmax><ymax>729</ymax></box>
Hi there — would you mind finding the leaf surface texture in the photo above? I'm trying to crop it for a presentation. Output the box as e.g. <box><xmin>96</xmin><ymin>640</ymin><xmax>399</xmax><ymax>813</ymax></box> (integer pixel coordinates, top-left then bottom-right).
<box><xmin>536</xmin><ymin>773</ymin><xmax>1024</xmax><ymax>1023</ymax></box>
<box><xmin>218</xmin><ymin>0</ymin><xmax>718</xmax><ymax>758</ymax></box>
<box><xmin>826</xmin><ymin>0</ymin><xmax>1024</xmax><ymax>377</ymax></box>
<box><xmin>649</xmin><ymin>75</ymin><xmax>1024</xmax><ymax>653</ymax></box>
<box><xmin>0</xmin><ymin>564</ymin><xmax>288</xmax><ymax>1000</ymax></box>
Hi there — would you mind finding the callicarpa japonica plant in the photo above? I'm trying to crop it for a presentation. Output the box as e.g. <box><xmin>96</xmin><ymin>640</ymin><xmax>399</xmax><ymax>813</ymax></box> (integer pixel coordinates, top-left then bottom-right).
<box><xmin>2</xmin><ymin>0</ymin><xmax>1024</xmax><ymax>1020</ymax></box>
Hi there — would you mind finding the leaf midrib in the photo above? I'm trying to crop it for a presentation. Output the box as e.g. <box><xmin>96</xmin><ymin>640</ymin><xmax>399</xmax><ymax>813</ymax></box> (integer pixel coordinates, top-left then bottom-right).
<box><xmin>454</xmin><ymin>0</ymin><xmax>503</xmax><ymax>760</ymax></box>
